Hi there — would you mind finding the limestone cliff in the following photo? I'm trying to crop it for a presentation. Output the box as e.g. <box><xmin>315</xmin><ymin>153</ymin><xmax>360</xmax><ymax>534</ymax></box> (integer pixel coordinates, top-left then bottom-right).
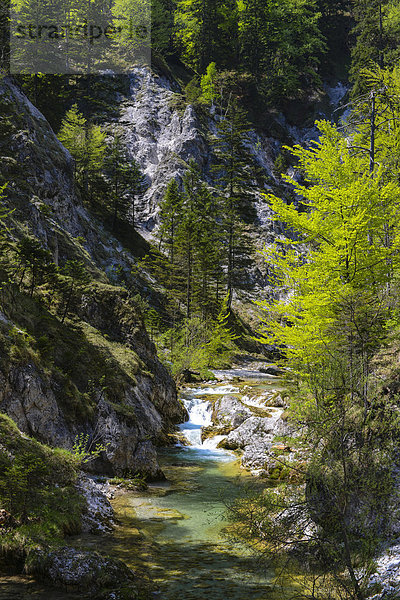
<box><xmin>109</xmin><ymin>67</ymin><xmax>348</xmax><ymax>306</ymax></box>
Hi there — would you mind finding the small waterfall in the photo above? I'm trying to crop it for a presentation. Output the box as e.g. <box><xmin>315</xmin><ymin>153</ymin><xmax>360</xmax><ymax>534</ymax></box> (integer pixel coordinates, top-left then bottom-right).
<box><xmin>179</xmin><ymin>389</ymin><xmax>231</xmax><ymax>459</ymax></box>
<box><xmin>180</xmin><ymin>397</ymin><xmax>212</xmax><ymax>447</ymax></box>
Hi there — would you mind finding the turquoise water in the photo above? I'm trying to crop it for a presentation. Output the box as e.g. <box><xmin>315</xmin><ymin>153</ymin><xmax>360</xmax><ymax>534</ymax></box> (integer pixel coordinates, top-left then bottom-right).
<box><xmin>110</xmin><ymin>372</ymin><xmax>289</xmax><ymax>600</ymax></box>
<box><xmin>0</xmin><ymin>369</ymin><xmax>290</xmax><ymax>599</ymax></box>
<box><xmin>119</xmin><ymin>451</ymin><xmax>277</xmax><ymax>600</ymax></box>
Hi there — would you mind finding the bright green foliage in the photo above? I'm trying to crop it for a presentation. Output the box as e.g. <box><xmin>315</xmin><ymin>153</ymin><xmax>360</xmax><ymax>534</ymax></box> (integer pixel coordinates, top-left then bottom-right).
<box><xmin>261</xmin><ymin>119</ymin><xmax>400</xmax><ymax>399</ymax></box>
<box><xmin>72</xmin><ymin>432</ymin><xmax>108</xmax><ymax>465</ymax></box>
<box><xmin>111</xmin><ymin>0</ymin><xmax>151</xmax><ymax>56</ymax></box>
<box><xmin>174</xmin><ymin>0</ymin><xmax>215</xmax><ymax>71</ymax></box>
<box><xmin>174</xmin><ymin>0</ymin><xmax>323</xmax><ymax>97</ymax></box>
<box><xmin>162</xmin><ymin>315</ymin><xmax>212</xmax><ymax>377</ymax></box>
<box><xmin>157</xmin><ymin>299</ymin><xmax>237</xmax><ymax>376</ymax></box>
<box><xmin>58</xmin><ymin>104</ymin><xmax>106</xmax><ymax>198</ymax></box>
<box><xmin>206</xmin><ymin>294</ymin><xmax>238</xmax><ymax>367</ymax></box>
<box><xmin>252</xmin><ymin>86</ymin><xmax>400</xmax><ymax>598</ymax></box>
<box><xmin>200</xmin><ymin>62</ymin><xmax>218</xmax><ymax>104</ymax></box>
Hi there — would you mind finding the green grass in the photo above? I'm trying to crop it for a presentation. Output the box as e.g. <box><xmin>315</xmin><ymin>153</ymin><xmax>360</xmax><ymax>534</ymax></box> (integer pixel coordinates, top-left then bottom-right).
<box><xmin>0</xmin><ymin>413</ymin><xmax>83</xmax><ymax>559</ymax></box>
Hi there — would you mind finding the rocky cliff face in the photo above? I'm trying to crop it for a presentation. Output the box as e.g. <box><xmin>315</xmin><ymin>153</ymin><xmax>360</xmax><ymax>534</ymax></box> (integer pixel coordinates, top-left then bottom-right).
<box><xmin>117</xmin><ymin>67</ymin><xmax>208</xmax><ymax>233</ymax></box>
<box><xmin>112</xmin><ymin>68</ymin><xmax>347</xmax><ymax>226</ymax></box>
<box><xmin>0</xmin><ymin>77</ymin><xmax>186</xmax><ymax>479</ymax></box>
<box><xmin>109</xmin><ymin>67</ymin><xmax>348</xmax><ymax>305</ymax></box>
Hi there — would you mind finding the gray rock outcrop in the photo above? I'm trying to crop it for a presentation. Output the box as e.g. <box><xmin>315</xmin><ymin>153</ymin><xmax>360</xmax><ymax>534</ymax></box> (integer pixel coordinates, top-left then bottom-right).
<box><xmin>28</xmin><ymin>547</ymin><xmax>138</xmax><ymax>599</ymax></box>
<box><xmin>223</xmin><ymin>413</ymin><xmax>285</xmax><ymax>470</ymax></box>
<box><xmin>213</xmin><ymin>395</ymin><xmax>253</xmax><ymax>428</ymax></box>
<box><xmin>77</xmin><ymin>476</ymin><xmax>115</xmax><ymax>534</ymax></box>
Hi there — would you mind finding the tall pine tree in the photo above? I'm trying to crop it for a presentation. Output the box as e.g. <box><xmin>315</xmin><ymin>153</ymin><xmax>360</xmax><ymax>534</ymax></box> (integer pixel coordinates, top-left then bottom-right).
<box><xmin>212</xmin><ymin>101</ymin><xmax>256</xmax><ymax>307</ymax></box>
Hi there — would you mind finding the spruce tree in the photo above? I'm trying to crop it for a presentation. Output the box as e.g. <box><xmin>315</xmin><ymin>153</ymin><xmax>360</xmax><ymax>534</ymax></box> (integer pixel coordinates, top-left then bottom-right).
<box><xmin>158</xmin><ymin>179</ymin><xmax>184</xmax><ymax>266</ymax></box>
<box><xmin>152</xmin><ymin>0</ymin><xmax>175</xmax><ymax>54</ymax></box>
<box><xmin>15</xmin><ymin>237</ymin><xmax>54</xmax><ymax>297</ymax></box>
<box><xmin>58</xmin><ymin>105</ymin><xmax>106</xmax><ymax>200</ymax></box>
<box><xmin>175</xmin><ymin>161</ymin><xmax>203</xmax><ymax>318</ymax></box>
<box><xmin>212</xmin><ymin>101</ymin><xmax>256</xmax><ymax>307</ymax></box>
<box><xmin>156</xmin><ymin>163</ymin><xmax>219</xmax><ymax>319</ymax></box>
<box><xmin>103</xmin><ymin>134</ymin><xmax>145</xmax><ymax>231</ymax></box>
<box><xmin>59</xmin><ymin>260</ymin><xmax>89</xmax><ymax>324</ymax></box>
<box><xmin>238</xmin><ymin>0</ymin><xmax>324</xmax><ymax>96</ymax></box>
<box><xmin>174</xmin><ymin>0</ymin><xmax>238</xmax><ymax>71</ymax></box>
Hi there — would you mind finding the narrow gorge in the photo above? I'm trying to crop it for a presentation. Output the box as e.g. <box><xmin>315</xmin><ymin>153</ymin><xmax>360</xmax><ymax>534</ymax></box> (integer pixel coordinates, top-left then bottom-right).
<box><xmin>2</xmin><ymin>1</ymin><xmax>400</xmax><ymax>599</ymax></box>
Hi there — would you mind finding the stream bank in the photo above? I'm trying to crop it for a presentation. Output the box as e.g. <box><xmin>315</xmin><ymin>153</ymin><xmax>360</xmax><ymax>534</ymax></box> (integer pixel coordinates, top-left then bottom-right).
<box><xmin>96</xmin><ymin>366</ymin><xmax>297</xmax><ymax>599</ymax></box>
<box><xmin>0</xmin><ymin>365</ymin><xmax>295</xmax><ymax>599</ymax></box>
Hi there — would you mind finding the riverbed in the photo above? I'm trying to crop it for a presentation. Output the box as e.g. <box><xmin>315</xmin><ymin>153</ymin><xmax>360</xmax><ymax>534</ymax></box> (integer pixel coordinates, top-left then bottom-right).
<box><xmin>0</xmin><ymin>368</ymin><xmax>292</xmax><ymax>599</ymax></box>
<box><xmin>104</xmin><ymin>369</ymin><xmax>292</xmax><ymax>599</ymax></box>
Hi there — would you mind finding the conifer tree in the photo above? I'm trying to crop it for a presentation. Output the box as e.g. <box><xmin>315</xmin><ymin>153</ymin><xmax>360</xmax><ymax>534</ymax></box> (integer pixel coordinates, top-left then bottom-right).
<box><xmin>238</xmin><ymin>0</ymin><xmax>324</xmax><ymax>96</ymax></box>
<box><xmin>103</xmin><ymin>134</ymin><xmax>145</xmax><ymax>231</ymax></box>
<box><xmin>174</xmin><ymin>0</ymin><xmax>238</xmax><ymax>71</ymax></box>
<box><xmin>316</xmin><ymin>0</ymin><xmax>351</xmax><ymax>77</ymax></box>
<box><xmin>158</xmin><ymin>179</ymin><xmax>184</xmax><ymax>266</ymax></box>
<box><xmin>60</xmin><ymin>260</ymin><xmax>90</xmax><ymax>324</ymax></box>
<box><xmin>175</xmin><ymin>161</ymin><xmax>205</xmax><ymax>318</ymax></box>
<box><xmin>15</xmin><ymin>237</ymin><xmax>54</xmax><ymax>297</ymax></box>
<box><xmin>155</xmin><ymin>163</ymin><xmax>219</xmax><ymax>319</ymax></box>
<box><xmin>151</xmin><ymin>0</ymin><xmax>175</xmax><ymax>54</ymax></box>
<box><xmin>58</xmin><ymin>105</ymin><xmax>106</xmax><ymax>200</ymax></box>
<box><xmin>212</xmin><ymin>101</ymin><xmax>256</xmax><ymax>307</ymax></box>
<box><xmin>350</xmin><ymin>0</ymin><xmax>400</xmax><ymax>95</ymax></box>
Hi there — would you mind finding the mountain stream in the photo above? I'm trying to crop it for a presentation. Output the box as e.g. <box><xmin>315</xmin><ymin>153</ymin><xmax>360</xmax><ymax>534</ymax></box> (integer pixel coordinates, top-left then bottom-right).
<box><xmin>0</xmin><ymin>369</ymin><xmax>296</xmax><ymax>599</ymax></box>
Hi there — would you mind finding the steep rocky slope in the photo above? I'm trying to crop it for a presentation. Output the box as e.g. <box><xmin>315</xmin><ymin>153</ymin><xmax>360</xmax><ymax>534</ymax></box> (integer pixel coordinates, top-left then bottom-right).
<box><xmin>0</xmin><ymin>76</ymin><xmax>186</xmax><ymax>478</ymax></box>
<box><xmin>111</xmin><ymin>68</ymin><xmax>347</xmax><ymax>229</ymax></box>
<box><xmin>0</xmin><ymin>68</ymin><xmax>348</xmax><ymax>478</ymax></box>
<box><xmin>108</xmin><ymin>67</ymin><xmax>348</xmax><ymax>309</ymax></box>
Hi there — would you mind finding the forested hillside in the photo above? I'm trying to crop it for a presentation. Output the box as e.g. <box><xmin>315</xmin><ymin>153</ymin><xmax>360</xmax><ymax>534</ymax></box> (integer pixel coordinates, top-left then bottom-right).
<box><xmin>1</xmin><ymin>0</ymin><xmax>400</xmax><ymax>599</ymax></box>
